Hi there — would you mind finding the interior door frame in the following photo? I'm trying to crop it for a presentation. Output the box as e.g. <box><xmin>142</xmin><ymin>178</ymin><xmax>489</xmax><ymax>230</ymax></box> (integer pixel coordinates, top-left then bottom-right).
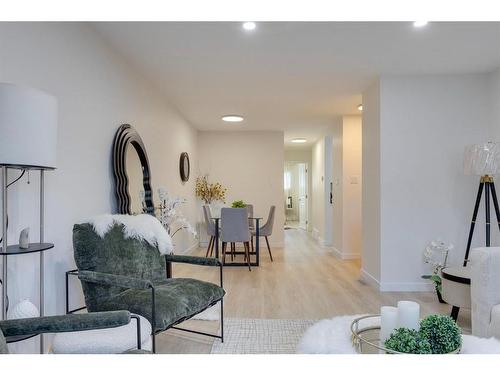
<box><xmin>284</xmin><ymin>160</ymin><xmax>310</xmax><ymax>230</ymax></box>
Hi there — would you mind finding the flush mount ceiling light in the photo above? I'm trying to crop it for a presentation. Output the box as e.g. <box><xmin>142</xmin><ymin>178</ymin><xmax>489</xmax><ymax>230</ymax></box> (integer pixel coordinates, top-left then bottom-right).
<box><xmin>357</xmin><ymin>104</ymin><xmax>363</xmax><ymax>111</ymax></box>
<box><xmin>222</xmin><ymin>115</ymin><xmax>244</xmax><ymax>123</ymax></box>
<box><xmin>291</xmin><ymin>138</ymin><xmax>307</xmax><ymax>144</ymax></box>
<box><xmin>242</xmin><ymin>22</ymin><xmax>257</xmax><ymax>31</ymax></box>
<box><xmin>413</xmin><ymin>21</ymin><xmax>429</xmax><ymax>28</ymax></box>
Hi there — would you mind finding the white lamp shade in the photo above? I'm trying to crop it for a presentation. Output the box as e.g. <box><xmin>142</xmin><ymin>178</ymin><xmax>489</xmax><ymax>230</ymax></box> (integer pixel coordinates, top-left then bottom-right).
<box><xmin>0</xmin><ymin>83</ymin><xmax>57</xmax><ymax>169</ymax></box>
<box><xmin>464</xmin><ymin>142</ymin><xmax>500</xmax><ymax>176</ymax></box>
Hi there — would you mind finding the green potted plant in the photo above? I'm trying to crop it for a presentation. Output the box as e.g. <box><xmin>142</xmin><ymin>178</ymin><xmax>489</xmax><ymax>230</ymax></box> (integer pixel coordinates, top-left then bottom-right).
<box><xmin>231</xmin><ymin>200</ymin><xmax>247</xmax><ymax>208</ymax></box>
<box><xmin>383</xmin><ymin>314</ymin><xmax>462</xmax><ymax>354</ymax></box>
<box><xmin>384</xmin><ymin>328</ymin><xmax>432</xmax><ymax>354</ymax></box>
<box><xmin>419</xmin><ymin>315</ymin><xmax>462</xmax><ymax>354</ymax></box>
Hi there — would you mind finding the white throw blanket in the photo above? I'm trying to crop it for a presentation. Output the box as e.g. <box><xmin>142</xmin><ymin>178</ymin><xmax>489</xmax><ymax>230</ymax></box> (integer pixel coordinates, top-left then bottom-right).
<box><xmin>88</xmin><ymin>214</ymin><xmax>173</xmax><ymax>254</ymax></box>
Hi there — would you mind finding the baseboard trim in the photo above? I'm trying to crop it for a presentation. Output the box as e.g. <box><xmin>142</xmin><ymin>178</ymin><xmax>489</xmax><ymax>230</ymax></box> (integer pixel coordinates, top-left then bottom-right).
<box><xmin>360</xmin><ymin>268</ymin><xmax>380</xmax><ymax>289</ymax></box>
<box><xmin>180</xmin><ymin>241</ymin><xmax>199</xmax><ymax>255</ymax></box>
<box><xmin>341</xmin><ymin>252</ymin><xmax>360</xmax><ymax>260</ymax></box>
<box><xmin>330</xmin><ymin>247</ymin><xmax>360</xmax><ymax>260</ymax></box>
<box><xmin>330</xmin><ymin>246</ymin><xmax>342</xmax><ymax>258</ymax></box>
<box><xmin>379</xmin><ymin>281</ymin><xmax>434</xmax><ymax>292</ymax></box>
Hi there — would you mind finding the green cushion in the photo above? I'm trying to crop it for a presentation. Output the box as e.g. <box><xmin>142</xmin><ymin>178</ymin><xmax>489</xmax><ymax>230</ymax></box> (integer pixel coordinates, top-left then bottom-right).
<box><xmin>97</xmin><ymin>278</ymin><xmax>224</xmax><ymax>331</ymax></box>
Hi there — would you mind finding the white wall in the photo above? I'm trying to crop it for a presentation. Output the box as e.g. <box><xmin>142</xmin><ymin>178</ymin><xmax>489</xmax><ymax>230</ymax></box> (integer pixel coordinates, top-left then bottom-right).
<box><xmin>361</xmin><ymin>80</ymin><xmax>381</xmax><ymax>286</ymax></box>
<box><xmin>491</xmin><ymin>68</ymin><xmax>500</xmax><ymax>246</ymax></box>
<box><xmin>492</xmin><ymin>68</ymin><xmax>500</xmax><ymax>141</ymax></box>
<box><xmin>331</xmin><ymin>122</ymin><xmax>343</xmax><ymax>253</ymax></box>
<box><xmin>198</xmin><ymin>131</ymin><xmax>284</xmax><ymax>246</ymax></box>
<box><xmin>311</xmin><ymin>138</ymin><xmax>325</xmax><ymax>243</ymax></box>
<box><xmin>284</xmin><ymin>149</ymin><xmax>312</xmax><ymax>230</ymax></box>
<box><xmin>363</xmin><ymin>74</ymin><xmax>494</xmax><ymax>292</ymax></box>
<box><xmin>0</xmin><ymin>23</ymin><xmax>199</xmax><ymax>352</ymax></box>
<box><xmin>341</xmin><ymin>116</ymin><xmax>362</xmax><ymax>259</ymax></box>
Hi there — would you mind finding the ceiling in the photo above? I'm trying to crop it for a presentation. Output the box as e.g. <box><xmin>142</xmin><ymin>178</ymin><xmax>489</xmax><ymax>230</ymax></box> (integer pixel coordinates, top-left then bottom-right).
<box><xmin>93</xmin><ymin>22</ymin><xmax>500</xmax><ymax>148</ymax></box>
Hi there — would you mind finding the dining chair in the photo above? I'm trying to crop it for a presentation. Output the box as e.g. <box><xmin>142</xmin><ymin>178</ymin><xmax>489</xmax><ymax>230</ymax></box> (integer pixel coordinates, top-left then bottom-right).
<box><xmin>246</xmin><ymin>204</ymin><xmax>255</xmax><ymax>231</ymax></box>
<box><xmin>221</xmin><ymin>208</ymin><xmax>252</xmax><ymax>271</ymax></box>
<box><xmin>203</xmin><ymin>205</ymin><xmax>216</xmax><ymax>257</ymax></box>
<box><xmin>252</xmin><ymin>205</ymin><xmax>275</xmax><ymax>262</ymax></box>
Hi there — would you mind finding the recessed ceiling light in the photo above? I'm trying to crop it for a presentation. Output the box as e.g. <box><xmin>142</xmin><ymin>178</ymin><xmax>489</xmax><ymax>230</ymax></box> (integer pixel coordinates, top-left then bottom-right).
<box><xmin>413</xmin><ymin>21</ymin><xmax>429</xmax><ymax>28</ymax></box>
<box><xmin>222</xmin><ymin>115</ymin><xmax>244</xmax><ymax>123</ymax></box>
<box><xmin>357</xmin><ymin>104</ymin><xmax>363</xmax><ymax>111</ymax></box>
<box><xmin>291</xmin><ymin>138</ymin><xmax>307</xmax><ymax>144</ymax></box>
<box><xmin>242</xmin><ymin>22</ymin><xmax>257</xmax><ymax>31</ymax></box>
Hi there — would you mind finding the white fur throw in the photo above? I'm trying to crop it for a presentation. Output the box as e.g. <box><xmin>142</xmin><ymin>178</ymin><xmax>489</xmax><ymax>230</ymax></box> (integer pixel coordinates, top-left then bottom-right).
<box><xmin>88</xmin><ymin>214</ymin><xmax>173</xmax><ymax>255</ymax></box>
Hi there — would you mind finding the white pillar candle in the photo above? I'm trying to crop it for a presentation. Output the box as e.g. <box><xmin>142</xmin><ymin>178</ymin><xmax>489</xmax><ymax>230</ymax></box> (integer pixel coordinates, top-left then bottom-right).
<box><xmin>397</xmin><ymin>301</ymin><xmax>420</xmax><ymax>330</ymax></box>
<box><xmin>380</xmin><ymin>306</ymin><xmax>398</xmax><ymax>343</ymax></box>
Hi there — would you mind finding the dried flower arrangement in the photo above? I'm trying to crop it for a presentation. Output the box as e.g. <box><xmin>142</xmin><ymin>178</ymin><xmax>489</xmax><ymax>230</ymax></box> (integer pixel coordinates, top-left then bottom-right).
<box><xmin>195</xmin><ymin>175</ymin><xmax>227</xmax><ymax>204</ymax></box>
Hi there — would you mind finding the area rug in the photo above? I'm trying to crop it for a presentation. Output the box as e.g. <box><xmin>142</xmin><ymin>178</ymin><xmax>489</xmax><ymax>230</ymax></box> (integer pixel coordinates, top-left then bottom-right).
<box><xmin>210</xmin><ymin>318</ymin><xmax>315</xmax><ymax>354</ymax></box>
<box><xmin>209</xmin><ymin>316</ymin><xmax>500</xmax><ymax>354</ymax></box>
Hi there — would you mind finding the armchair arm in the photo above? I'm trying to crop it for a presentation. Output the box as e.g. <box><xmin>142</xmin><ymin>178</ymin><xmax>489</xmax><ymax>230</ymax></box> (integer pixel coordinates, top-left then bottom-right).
<box><xmin>0</xmin><ymin>311</ymin><xmax>130</xmax><ymax>338</ymax></box>
<box><xmin>470</xmin><ymin>247</ymin><xmax>500</xmax><ymax>337</ymax></box>
<box><xmin>165</xmin><ymin>254</ymin><xmax>222</xmax><ymax>267</ymax></box>
<box><xmin>78</xmin><ymin>270</ymin><xmax>153</xmax><ymax>290</ymax></box>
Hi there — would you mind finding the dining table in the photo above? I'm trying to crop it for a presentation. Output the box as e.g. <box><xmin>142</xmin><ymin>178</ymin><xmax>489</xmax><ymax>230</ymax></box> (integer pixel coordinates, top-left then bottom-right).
<box><xmin>211</xmin><ymin>217</ymin><xmax>262</xmax><ymax>267</ymax></box>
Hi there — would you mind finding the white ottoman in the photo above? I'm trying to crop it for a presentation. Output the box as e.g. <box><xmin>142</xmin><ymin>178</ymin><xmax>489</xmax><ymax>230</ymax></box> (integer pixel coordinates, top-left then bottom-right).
<box><xmin>51</xmin><ymin>314</ymin><xmax>152</xmax><ymax>354</ymax></box>
<box><xmin>441</xmin><ymin>266</ymin><xmax>471</xmax><ymax>309</ymax></box>
<box><xmin>296</xmin><ymin>314</ymin><xmax>500</xmax><ymax>354</ymax></box>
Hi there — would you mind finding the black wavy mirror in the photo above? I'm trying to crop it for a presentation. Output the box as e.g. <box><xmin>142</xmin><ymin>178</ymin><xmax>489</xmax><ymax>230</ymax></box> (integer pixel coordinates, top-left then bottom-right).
<box><xmin>112</xmin><ymin>124</ymin><xmax>154</xmax><ymax>215</ymax></box>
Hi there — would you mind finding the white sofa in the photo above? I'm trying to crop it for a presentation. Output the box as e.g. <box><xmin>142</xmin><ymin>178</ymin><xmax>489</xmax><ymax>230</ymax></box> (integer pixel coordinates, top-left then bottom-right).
<box><xmin>470</xmin><ymin>247</ymin><xmax>500</xmax><ymax>338</ymax></box>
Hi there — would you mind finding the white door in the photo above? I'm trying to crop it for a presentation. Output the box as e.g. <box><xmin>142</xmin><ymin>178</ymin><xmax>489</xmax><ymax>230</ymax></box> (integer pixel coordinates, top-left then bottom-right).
<box><xmin>298</xmin><ymin>163</ymin><xmax>308</xmax><ymax>230</ymax></box>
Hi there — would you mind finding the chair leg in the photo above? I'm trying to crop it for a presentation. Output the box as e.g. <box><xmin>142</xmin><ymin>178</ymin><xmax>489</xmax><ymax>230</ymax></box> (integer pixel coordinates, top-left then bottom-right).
<box><xmin>251</xmin><ymin>236</ymin><xmax>254</xmax><ymax>252</ymax></box>
<box><xmin>265</xmin><ymin>236</ymin><xmax>273</xmax><ymax>262</ymax></box>
<box><xmin>222</xmin><ymin>242</ymin><xmax>227</xmax><ymax>264</ymax></box>
<box><xmin>205</xmin><ymin>236</ymin><xmax>213</xmax><ymax>257</ymax></box>
<box><xmin>209</xmin><ymin>236</ymin><xmax>215</xmax><ymax>257</ymax></box>
<box><xmin>244</xmin><ymin>242</ymin><xmax>251</xmax><ymax>271</ymax></box>
<box><xmin>231</xmin><ymin>242</ymin><xmax>235</xmax><ymax>261</ymax></box>
<box><xmin>220</xmin><ymin>297</ymin><xmax>224</xmax><ymax>343</ymax></box>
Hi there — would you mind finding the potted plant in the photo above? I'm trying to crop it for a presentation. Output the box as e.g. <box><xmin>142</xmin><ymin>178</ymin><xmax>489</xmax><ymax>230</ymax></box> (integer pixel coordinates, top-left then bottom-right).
<box><xmin>384</xmin><ymin>314</ymin><xmax>461</xmax><ymax>354</ymax></box>
<box><xmin>231</xmin><ymin>200</ymin><xmax>247</xmax><ymax>208</ymax></box>
<box><xmin>421</xmin><ymin>240</ymin><xmax>454</xmax><ymax>303</ymax></box>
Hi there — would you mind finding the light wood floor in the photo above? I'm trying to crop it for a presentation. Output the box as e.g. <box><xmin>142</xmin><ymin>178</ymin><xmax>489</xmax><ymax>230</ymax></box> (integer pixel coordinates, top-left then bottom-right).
<box><xmin>156</xmin><ymin>228</ymin><xmax>470</xmax><ymax>353</ymax></box>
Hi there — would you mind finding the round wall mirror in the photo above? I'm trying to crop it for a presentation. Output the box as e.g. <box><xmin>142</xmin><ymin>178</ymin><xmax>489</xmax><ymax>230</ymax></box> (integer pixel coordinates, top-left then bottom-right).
<box><xmin>179</xmin><ymin>152</ymin><xmax>190</xmax><ymax>182</ymax></box>
<box><xmin>112</xmin><ymin>124</ymin><xmax>154</xmax><ymax>215</ymax></box>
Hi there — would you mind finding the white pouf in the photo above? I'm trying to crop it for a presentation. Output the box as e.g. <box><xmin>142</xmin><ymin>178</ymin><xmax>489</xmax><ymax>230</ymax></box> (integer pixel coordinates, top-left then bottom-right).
<box><xmin>296</xmin><ymin>314</ymin><xmax>500</xmax><ymax>354</ymax></box>
<box><xmin>51</xmin><ymin>314</ymin><xmax>152</xmax><ymax>354</ymax></box>
<box><xmin>441</xmin><ymin>266</ymin><xmax>471</xmax><ymax>309</ymax></box>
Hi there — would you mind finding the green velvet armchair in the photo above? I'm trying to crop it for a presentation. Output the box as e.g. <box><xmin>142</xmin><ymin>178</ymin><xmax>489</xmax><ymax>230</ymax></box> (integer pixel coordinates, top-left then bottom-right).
<box><xmin>0</xmin><ymin>310</ymin><xmax>139</xmax><ymax>354</ymax></box>
<box><xmin>72</xmin><ymin>223</ymin><xmax>225</xmax><ymax>353</ymax></box>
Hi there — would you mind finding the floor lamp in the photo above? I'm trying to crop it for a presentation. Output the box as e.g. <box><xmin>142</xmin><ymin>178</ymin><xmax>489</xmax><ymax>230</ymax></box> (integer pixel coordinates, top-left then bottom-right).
<box><xmin>449</xmin><ymin>142</ymin><xmax>500</xmax><ymax>320</ymax></box>
<box><xmin>0</xmin><ymin>83</ymin><xmax>58</xmax><ymax>353</ymax></box>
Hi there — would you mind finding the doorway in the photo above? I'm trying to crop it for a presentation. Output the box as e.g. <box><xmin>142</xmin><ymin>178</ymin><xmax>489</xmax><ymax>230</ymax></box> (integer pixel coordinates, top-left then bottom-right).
<box><xmin>284</xmin><ymin>161</ymin><xmax>308</xmax><ymax>230</ymax></box>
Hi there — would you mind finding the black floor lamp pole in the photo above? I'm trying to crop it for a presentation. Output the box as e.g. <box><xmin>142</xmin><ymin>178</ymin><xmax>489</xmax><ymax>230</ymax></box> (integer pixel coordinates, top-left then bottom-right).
<box><xmin>451</xmin><ymin>175</ymin><xmax>500</xmax><ymax>321</ymax></box>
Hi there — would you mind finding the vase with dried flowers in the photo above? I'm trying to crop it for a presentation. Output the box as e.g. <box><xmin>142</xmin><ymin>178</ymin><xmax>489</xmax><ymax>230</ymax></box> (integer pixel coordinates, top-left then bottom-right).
<box><xmin>195</xmin><ymin>175</ymin><xmax>227</xmax><ymax>205</ymax></box>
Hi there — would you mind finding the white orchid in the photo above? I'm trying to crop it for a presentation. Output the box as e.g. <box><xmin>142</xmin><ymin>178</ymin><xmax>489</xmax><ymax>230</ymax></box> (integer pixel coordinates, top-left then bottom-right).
<box><xmin>155</xmin><ymin>187</ymin><xmax>197</xmax><ymax>239</ymax></box>
<box><xmin>423</xmin><ymin>239</ymin><xmax>454</xmax><ymax>274</ymax></box>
